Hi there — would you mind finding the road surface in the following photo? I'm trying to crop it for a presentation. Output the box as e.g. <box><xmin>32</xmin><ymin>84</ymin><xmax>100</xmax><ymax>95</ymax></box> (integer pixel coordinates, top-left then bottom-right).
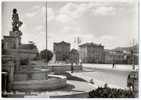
<box><xmin>71</xmin><ymin>64</ymin><xmax>137</xmax><ymax>89</ymax></box>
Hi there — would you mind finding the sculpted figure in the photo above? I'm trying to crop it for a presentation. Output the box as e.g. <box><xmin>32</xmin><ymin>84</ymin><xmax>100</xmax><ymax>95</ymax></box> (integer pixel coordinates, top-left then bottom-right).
<box><xmin>12</xmin><ymin>8</ymin><xmax>23</xmax><ymax>31</ymax></box>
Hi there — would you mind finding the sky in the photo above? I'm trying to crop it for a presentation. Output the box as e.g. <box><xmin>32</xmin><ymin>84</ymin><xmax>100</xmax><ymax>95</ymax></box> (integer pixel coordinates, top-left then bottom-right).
<box><xmin>2</xmin><ymin>0</ymin><xmax>138</xmax><ymax>51</ymax></box>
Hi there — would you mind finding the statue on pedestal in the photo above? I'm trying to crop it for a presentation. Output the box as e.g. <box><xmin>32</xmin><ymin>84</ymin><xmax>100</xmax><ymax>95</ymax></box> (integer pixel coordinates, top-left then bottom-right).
<box><xmin>12</xmin><ymin>8</ymin><xmax>23</xmax><ymax>32</ymax></box>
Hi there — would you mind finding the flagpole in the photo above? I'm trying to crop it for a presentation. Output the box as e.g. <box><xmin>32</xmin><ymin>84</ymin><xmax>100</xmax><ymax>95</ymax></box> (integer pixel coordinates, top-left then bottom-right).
<box><xmin>45</xmin><ymin>0</ymin><xmax>48</xmax><ymax>63</ymax></box>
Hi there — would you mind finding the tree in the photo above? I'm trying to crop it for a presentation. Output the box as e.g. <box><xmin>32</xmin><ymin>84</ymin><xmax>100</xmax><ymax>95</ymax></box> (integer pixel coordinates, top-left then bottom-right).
<box><xmin>40</xmin><ymin>49</ymin><xmax>53</xmax><ymax>63</ymax></box>
<box><xmin>20</xmin><ymin>58</ymin><xmax>29</xmax><ymax>65</ymax></box>
<box><xmin>69</xmin><ymin>49</ymin><xmax>79</xmax><ymax>64</ymax></box>
<box><xmin>62</xmin><ymin>54</ymin><xmax>69</xmax><ymax>62</ymax></box>
<box><xmin>33</xmin><ymin>52</ymin><xmax>40</xmax><ymax>61</ymax></box>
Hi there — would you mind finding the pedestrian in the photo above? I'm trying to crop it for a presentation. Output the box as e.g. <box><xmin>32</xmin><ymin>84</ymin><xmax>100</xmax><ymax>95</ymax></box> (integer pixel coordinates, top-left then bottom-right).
<box><xmin>112</xmin><ymin>63</ymin><xmax>115</xmax><ymax>68</ymax></box>
<box><xmin>71</xmin><ymin>63</ymin><xmax>73</xmax><ymax>73</ymax></box>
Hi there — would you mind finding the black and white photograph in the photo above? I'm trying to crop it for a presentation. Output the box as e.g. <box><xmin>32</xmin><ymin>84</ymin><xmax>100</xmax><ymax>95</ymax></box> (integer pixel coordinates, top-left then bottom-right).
<box><xmin>1</xmin><ymin>0</ymin><xmax>139</xmax><ymax>98</ymax></box>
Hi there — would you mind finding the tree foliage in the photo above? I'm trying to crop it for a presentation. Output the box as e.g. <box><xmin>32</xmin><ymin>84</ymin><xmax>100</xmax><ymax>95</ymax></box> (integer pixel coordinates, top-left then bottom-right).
<box><xmin>20</xmin><ymin>58</ymin><xmax>29</xmax><ymax>65</ymax></box>
<box><xmin>40</xmin><ymin>49</ymin><xmax>53</xmax><ymax>63</ymax></box>
<box><xmin>69</xmin><ymin>49</ymin><xmax>79</xmax><ymax>64</ymax></box>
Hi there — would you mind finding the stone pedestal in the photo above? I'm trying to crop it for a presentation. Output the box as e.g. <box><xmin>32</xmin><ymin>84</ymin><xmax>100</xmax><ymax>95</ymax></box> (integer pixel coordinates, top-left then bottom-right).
<box><xmin>10</xmin><ymin>31</ymin><xmax>22</xmax><ymax>37</ymax></box>
<box><xmin>9</xmin><ymin>31</ymin><xmax>22</xmax><ymax>48</ymax></box>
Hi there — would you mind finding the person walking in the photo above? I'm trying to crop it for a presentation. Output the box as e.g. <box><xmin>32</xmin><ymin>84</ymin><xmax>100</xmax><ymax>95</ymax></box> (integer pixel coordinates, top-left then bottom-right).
<box><xmin>112</xmin><ymin>63</ymin><xmax>115</xmax><ymax>68</ymax></box>
<box><xmin>71</xmin><ymin>62</ymin><xmax>74</xmax><ymax>73</ymax></box>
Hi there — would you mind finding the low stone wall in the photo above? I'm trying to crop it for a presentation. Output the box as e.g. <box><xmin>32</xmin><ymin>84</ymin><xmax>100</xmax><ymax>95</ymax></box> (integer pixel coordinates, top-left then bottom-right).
<box><xmin>33</xmin><ymin>65</ymin><xmax>83</xmax><ymax>73</ymax></box>
<box><xmin>12</xmin><ymin>75</ymin><xmax>67</xmax><ymax>91</ymax></box>
<box><xmin>14</xmin><ymin>70</ymin><xmax>49</xmax><ymax>81</ymax></box>
<box><xmin>50</xmin><ymin>65</ymin><xmax>82</xmax><ymax>72</ymax></box>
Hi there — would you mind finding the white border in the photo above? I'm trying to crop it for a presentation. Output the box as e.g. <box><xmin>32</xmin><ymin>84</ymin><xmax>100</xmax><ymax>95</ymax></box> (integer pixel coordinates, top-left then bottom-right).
<box><xmin>0</xmin><ymin>0</ymin><xmax>140</xmax><ymax>100</ymax></box>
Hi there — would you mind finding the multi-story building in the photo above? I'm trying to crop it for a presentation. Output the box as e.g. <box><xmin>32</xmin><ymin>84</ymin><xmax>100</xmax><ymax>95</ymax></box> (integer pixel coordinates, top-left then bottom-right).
<box><xmin>79</xmin><ymin>42</ymin><xmax>104</xmax><ymax>63</ymax></box>
<box><xmin>54</xmin><ymin>41</ymin><xmax>70</xmax><ymax>62</ymax></box>
<box><xmin>104</xmin><ymin>50</ymin><xmax>126</xmax><ymax>64</ymax></box>
<box><xmin>104</xmin><ymin>44</ymin><xmax>139</xmax><ymax>64</ymax></box>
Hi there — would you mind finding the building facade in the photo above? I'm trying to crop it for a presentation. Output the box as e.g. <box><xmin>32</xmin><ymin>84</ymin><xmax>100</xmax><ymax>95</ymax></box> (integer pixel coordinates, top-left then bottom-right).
<box><xmin>104</xmin><ymin>50</ymin><xmax>126</xmax><ymax>64</ymax></box>
<box><xmin>79</xmin><ymin>43</ymin><xmax>104</xmax><ymax>63</ymax></box>
<box><xmin>54</xmin><ymin>41</ymin><xmax>70</xmax><ymax>62</ymax></box>
<box><xmin>104</xmin><ymin>45</ymin><xmax>139</xmax><ymax>64</ymax></box>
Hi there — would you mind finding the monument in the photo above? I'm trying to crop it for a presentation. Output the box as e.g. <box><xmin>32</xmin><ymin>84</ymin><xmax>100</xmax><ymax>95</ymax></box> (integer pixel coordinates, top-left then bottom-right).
<box><xmin>2</xmin><ymin>8</ymin><xmax>38</xmax><ymax>71</ymax></box>
<box><xmin>12</xmin><ymin>9</ymin><xmax>23</xmax><ymax>32</ymax></box>
<box><xmin>2</xmin><ymin>8</ymin><xmax>67</xmax><ymax>94</ymax></box>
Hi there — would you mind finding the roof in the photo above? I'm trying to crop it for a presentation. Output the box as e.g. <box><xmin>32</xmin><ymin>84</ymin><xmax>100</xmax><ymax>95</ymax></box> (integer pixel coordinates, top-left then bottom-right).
<box><xmin>54</xmin><ymin>41</ymin><xmax>70</xmax><ymax>45</ymax></box>
<box><xmin>79</xmin><ymin>42</ymin><xmax>103</xmax><ymax>47</ymax></box>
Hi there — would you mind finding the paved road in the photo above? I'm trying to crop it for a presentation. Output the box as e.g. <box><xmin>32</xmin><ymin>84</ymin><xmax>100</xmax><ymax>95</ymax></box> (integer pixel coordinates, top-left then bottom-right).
<box><xmin>71</xmin><ymin>64</ymin><xmax>133</xmax><ymax>89</ymax></box>
<box><xmin>83</xmin><ymin>64</ymin><xmax>138</xmax><ymax>71</ymax></box>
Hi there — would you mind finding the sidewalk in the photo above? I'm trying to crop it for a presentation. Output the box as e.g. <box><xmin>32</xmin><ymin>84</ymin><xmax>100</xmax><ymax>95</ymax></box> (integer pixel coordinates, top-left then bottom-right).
<box><xmin>83</xmin><ymin>64</ymin><xmax>138</xmax><ymax>71</ymax></box>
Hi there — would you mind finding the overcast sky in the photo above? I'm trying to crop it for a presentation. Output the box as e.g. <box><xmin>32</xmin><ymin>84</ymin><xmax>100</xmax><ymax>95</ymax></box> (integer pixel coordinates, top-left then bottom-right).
<box><xmin>2</xmin><ymin>0</ymin><xmax>138</xmax><ymax>51</ymax></box>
